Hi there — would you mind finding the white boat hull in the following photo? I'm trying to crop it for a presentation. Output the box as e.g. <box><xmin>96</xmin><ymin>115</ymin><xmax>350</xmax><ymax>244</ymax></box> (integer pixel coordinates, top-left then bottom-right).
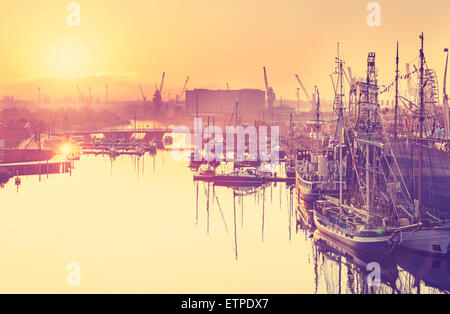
<box><xmin>396</xmin><ymin>227</ymin><xmax>450</xmax><ymax>256</ymax></box>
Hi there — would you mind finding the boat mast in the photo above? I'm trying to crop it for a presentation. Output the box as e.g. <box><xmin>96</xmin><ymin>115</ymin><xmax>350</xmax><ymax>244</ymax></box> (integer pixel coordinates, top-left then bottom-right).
<box><xmin>337</xmin><ymin>43</ymin><xmax>344</xmax><ymax>210</ymax></box>
<box><xmin>418</xmin><ymin>33</ymin><xmax>425</xmax><ymax>222</ymax></box>
<box><xmin>394</xmin><ymin>42</ymin><xmax>399</xmax><ymax>140</ymax></box>
<box><xmin>315</xmin><ymin>88</ymin><xmax>320</xmax><ymax>158</ymax></box>
<box><xmin>366</xmin><ymin>141</ymin><xmax>370</xmax><ymax>213</ymax></box>
<box><xmin>443</xmin><ymin>48</ymin><xmax>449</xmax><ymax>139</ymax></box>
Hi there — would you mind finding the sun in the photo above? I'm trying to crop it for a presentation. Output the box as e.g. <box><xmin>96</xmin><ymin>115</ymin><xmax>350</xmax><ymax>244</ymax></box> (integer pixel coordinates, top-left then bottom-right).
<box><xmin>58</xmin><ymin>50</ymin><xmax>76</xmax><ymax>72</ymax></box>
<box><xmin>47</xmin><ymin>37</ymin><xmax>90</xmax><ymax>77</ymax></box>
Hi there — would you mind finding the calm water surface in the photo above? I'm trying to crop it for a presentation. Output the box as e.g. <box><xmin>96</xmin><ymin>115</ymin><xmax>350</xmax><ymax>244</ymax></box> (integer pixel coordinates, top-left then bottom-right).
<box><xmin>0</xmin><ymin>149</ymin><xmax>449</xmax><ymax>293</ymax></box>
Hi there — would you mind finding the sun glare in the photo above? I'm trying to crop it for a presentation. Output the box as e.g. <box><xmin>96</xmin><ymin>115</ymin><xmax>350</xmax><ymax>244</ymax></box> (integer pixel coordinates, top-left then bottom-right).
<box><xmin>58</xmin><ymin>51</ymin><xmax>76</xmax><ymax>72</ymax></box>
<box><xmin>47</xmin><ymin>37</ymin><xmax>90</xmax><ymax>77</ymax></box>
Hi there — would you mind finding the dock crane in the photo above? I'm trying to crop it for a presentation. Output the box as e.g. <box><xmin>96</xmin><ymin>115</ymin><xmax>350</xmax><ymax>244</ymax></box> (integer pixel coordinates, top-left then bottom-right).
<box><xmin>263</xmin><ymin>66</ymin><xmax>275</xmax><ymax>113</ymax></box>
<box><xmin>176</xmin><ymin>76</ymin><xmax>190</xmax><ymax>105</ymax></box>
<box><xmin>153</xmin><ymin>72</ymin><xmax>165</xmax><ymax>110</ymax></box>
<box><xmin>294</xmin><ymin>74</ymin><xmax>314</xmax><ymax>110</ymax></box>
<box><xmin>443</xmin><ymin>48</ymin><xmax>449</xmax><ymax>139</ymax></box>
<box><xmin>76</xmin><ymin>86</ymin><xmax>87</xmax><ymax>105</ymax></box>
<box><xmin>139</xmin><ymin>85</ymin><xmax>147</xmax><ymax>105</ymax></box>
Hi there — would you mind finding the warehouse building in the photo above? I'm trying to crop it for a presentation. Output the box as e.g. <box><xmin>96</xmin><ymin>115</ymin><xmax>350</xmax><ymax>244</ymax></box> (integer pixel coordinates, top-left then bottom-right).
<box><xmin>185</xmin><ymin>89</ymin><xmax>265</xmax><ymax>117</ymax></box>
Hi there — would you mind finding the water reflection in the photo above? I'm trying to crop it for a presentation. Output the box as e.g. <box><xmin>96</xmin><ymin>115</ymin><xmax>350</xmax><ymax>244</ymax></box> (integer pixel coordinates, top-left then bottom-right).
<box><xmin>0</xmin><ymin>149</ymin><xmax>448</xmax><ymax>293</ymax></box>
<box><xmin>194</xmin><ymin>162</ymin><xmax>450</xmax><ymax>294</ymax></box>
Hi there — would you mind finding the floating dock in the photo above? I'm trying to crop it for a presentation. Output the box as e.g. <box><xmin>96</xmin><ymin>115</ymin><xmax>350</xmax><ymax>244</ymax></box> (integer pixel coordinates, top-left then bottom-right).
<box><xmin>0</xmin><ymin>159</ymin><xmax>72</xmax><ymax>177</ymax></box>
<box><xmin>193</xmin><ymin>175</ymin><xmax>294</xmax><ymax>185</ymax></box>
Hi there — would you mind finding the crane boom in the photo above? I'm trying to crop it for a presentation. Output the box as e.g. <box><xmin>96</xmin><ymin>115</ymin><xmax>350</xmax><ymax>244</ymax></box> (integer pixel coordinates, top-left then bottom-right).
<box><xmin>180</xmin><ymin>76</ymin><xmax>190</xmax><ymax>101</ymax></box>
<box><xmin>76</xmin><ymin>86</ymin><xmax>87</xmax><ymax>104</ymax></box>
<box><xmin>262</xmin><ymin>66</ymin><xmax>275</xmax><ymax>113</ymax></box>
<box><xmin>139</xmin><ymin>85</ymin><xmax>146</xmax><ymax>103</ymax></box>
<box><xmin>263</xmin><ymin>66</ymin><xmax>269</xmax><ymax>90</ymax></box>
<box><xmin>160</xmin><ymin>72</ymin><xmax>166</xmax><ymax>94</ymax></box>
<box><xmin>295</xmin><ymin>74</ymin><xmax>312</xmax><ymax>101</ymax></box>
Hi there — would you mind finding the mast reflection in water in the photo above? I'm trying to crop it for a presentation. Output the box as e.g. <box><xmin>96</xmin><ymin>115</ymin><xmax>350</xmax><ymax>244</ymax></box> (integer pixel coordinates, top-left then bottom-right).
<box><xmin>0</xmin><ymin>150</ymin><xmax>448</xmax><ymax>293</ymax></box>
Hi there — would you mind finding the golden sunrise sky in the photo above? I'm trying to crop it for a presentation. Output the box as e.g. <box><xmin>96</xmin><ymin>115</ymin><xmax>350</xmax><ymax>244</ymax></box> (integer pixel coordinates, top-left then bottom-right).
<box><xmin>1</xmin><ymin>0</ymin><xmax>450</xmax><ymax>103</ymax></box>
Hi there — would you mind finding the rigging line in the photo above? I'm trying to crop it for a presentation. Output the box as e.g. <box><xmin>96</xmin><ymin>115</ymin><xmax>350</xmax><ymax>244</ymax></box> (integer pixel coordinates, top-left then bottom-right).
<box><xmin>399</xmin><ymin>97</ymin><xmax>418</xmax><ymax>113</ymax></box>
<box><xmin>233</xmin><ymin>192</ymin><xmax>238</xmax><ymax>260</ymax></box>
<box><xmin>379</xmin><ymin>153</ymin><xmax>400</xmax><ymax>219</ymax></box>
<box><xmin>343</xmin><ymin>69</ymin><xmax>351</xmax><ymax>86</ymax></box>
<box><xmin>379</xmin><ymin>56</ymin><xmax>420</xmax><ymax>89</ymax></box>
<box><xmin>425</xmin><ymin>142</ymin><xmax>438</xmax><ymax>213</ymax></box>
<box><xmin>227</xmin><ymin>104</ymin><xmax>237</xmax><ymax>128</ymax></box>
<box><xmin>344</xmin><ymin>127</ymin><xmax>365</xmax><ymax>201</ymax></box>
<box><xmin>377</xmin><ymin>113</ymin><xmax>414</xmax><ymax>207</ymax></box>
<box><xmin>214</xmin><ymin>194</ymin><xmax>233</xmax><ymax>248</ymax></box>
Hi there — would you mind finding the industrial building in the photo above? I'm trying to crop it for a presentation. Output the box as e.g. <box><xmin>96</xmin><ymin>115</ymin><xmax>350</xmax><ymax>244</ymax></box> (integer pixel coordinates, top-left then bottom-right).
<box><xmin>185</xmin><ymin>89</ymin><xmax>265</xmax><ymax>117</ymax></box>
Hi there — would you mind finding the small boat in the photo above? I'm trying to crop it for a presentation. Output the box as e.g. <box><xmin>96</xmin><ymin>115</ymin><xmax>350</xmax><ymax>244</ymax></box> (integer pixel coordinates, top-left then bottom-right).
<box><xmin>285</xmin><ymin>161</ymin><xmax>295</xmax><ymax>178</ymax></box>
<box><xmin>135</xmin><ymin>145</ymin><xmax>146</xmax><ymax>156</ymax></box>
<box><xmin>296</xmin><ymin>151</ymin><xmax>343</xmax><ymax>229</ymax></box>
<box><xmin>193</xmin><ymin>165</ymin><xmax>215</xmax><ymax>182</ymax></box>
<box><xmin>257</xmin><ymin>162</ymin><xmax>275</xmax><ymax>178</ymax></box>
<box><xmin>0</xmin><ymin>169</ymin><xmax>12</xmax><ymax>185</ymax></box>
<box><xmin>189</xmin><ymin>151</ymin><xmax>207</xmax><ymax>169</ymax></box>
<box><xmin>213</xmin><ymin>169</ymin><xmax>264</xmax><ymax>187</ymax></box>
<box><xmin>234</xmin><ymin>156</ymin><xmax>261</xmax><ymax>168</ymax></box>
<box><xmin>147</xmin><ymin>141</ymin><xmax>157</xmax><ymax>153</ymax></box>
<box><xmin>164</xmin><ymin>135</ymin><xmax>173</xmax><ymax>146</ymax></box>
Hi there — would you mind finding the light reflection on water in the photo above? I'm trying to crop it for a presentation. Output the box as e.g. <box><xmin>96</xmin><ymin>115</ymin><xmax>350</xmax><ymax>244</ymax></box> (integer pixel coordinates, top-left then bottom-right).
<box><xmin>0</xmin><ymin>150</ymin><xmax>449</xmax><ymax>294</ymax></box>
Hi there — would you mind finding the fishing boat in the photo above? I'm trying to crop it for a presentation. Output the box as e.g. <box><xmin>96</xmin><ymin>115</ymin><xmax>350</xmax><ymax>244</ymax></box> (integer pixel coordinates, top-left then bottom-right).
<box><xmin>379</xmin><ymin>38</ymin><xmax>450</xmax><ymax>215</ymax></box>
<box><xmin>313</xmin><ymin>47</ymin><xmax>398</xmax><ymax>255</ymax></box>
<box><xmin>392</xmin><ymin>34</ymin><xmax>450</xmax><ymax>257</ymax></box>
<box><xmin>295</xmin><ymin>83</ymin><xmax>345</xmax><ymax>228</ymax></box>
